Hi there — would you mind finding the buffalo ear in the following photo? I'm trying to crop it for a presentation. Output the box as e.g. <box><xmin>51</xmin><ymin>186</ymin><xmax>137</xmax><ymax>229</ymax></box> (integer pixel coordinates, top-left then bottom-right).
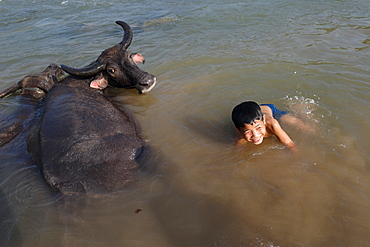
<box><xmin>130</xmin><ymin>53</ymin><xmax>145</xmax><ymax>64</ymax></box>
<box><xmin>90</xmin><ymin>73</ymin><xmax>108</xmax><ymax>89</ymax></box>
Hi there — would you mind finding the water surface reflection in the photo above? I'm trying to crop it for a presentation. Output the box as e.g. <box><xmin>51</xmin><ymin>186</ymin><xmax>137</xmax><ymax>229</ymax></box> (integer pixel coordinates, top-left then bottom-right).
<box><xmin>0</xmin><ymin>0</ymin><xmax>370</xmax><ymax>246</ymax></box>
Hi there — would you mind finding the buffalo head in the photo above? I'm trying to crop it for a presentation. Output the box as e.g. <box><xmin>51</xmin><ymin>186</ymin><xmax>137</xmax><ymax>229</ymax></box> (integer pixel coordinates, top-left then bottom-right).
<box><xmin>60</xmin><ymin>21</ymin><xmax>156</xmax><ymax>94</ymax></box>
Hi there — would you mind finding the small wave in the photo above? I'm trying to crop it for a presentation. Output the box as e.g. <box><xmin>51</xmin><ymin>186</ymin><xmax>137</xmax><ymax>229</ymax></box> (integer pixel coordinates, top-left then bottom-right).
<box><xmin>143</xmin><ymin>16</ymin><xmax>180</xmax><ymax>28</ymax></box>
<box><xmin>282</xmin><ymin>95</ymin><xmax>319</xmax><ymax>118</ymax></box>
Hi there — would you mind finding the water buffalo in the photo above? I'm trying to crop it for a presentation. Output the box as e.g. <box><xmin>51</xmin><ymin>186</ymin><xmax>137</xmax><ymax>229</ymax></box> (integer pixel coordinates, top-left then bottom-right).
<box><xmin>6</xmin><ymin>21</ymin><xmax>156</xmax><ymax>195</ymax></box>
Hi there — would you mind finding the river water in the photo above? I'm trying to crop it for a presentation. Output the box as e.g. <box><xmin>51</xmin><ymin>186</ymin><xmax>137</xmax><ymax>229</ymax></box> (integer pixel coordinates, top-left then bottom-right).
<box><xmin>1</xmin><ymin>0</ymin><xmax>370</xmax><ymax>246</ymax></box>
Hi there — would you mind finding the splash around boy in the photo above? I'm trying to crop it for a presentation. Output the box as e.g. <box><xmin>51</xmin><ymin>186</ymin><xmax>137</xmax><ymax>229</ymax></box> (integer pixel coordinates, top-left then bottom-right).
<box><xmin>231</xmin><ymin>101</ymin><xmax>298</xmax><ymax>150</ymax></box>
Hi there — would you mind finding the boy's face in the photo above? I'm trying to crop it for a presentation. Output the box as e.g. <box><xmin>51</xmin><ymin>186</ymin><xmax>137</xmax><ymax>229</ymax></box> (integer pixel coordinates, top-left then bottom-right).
<box><xmin>238</xmin><ymin>119</ymin><xmax>266</xmax><ymax>145</ymax></box>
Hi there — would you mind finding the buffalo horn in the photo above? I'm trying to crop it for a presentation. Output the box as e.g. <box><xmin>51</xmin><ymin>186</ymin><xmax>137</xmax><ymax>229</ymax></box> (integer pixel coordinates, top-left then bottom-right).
<box><xmin>60</xmin><ymin>62</ymin><xmax>105</xmax><ymax>77</ymax></box>
<box><xmin>115</xmin><ymin>21</ymin><xmax>133</xmax><ymax>50</ymax></box>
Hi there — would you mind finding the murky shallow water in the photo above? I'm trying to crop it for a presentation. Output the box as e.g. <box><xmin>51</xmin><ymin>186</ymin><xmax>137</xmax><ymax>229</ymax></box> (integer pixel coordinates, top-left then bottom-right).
<box><xmin>1</xmin><ymin>0</ymin><xmax>370</xmax><ymax>246</ymax></box>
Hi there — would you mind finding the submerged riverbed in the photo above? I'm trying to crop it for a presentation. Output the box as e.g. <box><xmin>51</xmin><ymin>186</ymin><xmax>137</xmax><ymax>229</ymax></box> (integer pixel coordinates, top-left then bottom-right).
<box><xmin>1</xmin><ymin>0</ymin><xmax>370</xmax><ymax>246</ymax></box>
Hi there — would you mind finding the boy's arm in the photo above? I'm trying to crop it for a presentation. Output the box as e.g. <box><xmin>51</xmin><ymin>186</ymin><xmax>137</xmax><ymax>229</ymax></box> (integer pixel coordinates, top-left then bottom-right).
<box><xmin>234</xmin><ymin>129</ymin><xmax>248</xmax><ymax>146</ymax></box>
<box><xmin>270</xmin><ymin>119</ymin><xmax>296</xmax><ymax>150</ymax></box>
<box><xmin>235</xmin><ymin>137</ymin><xmax>248</xmax><ymax>146</ymax></box>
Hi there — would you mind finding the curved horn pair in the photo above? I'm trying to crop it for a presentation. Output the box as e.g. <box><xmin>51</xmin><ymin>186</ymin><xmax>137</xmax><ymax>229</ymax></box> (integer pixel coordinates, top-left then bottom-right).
<box><xmin>61</xmin><ymin>21</ymin><xmax>133</xmax><ymax>77</ymax></box>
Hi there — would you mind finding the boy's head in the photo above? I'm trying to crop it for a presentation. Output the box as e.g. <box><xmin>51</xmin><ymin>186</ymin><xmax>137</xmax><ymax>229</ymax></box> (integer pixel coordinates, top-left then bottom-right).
<box><xmin>231</xmin><ymin>101</ymin><xmax>264</xmax><ymax>128</ymax></box>
<box><xmin>231</xmin><ymin>101</ymin><xmax>266</xmax><ymax>145</ymax></box>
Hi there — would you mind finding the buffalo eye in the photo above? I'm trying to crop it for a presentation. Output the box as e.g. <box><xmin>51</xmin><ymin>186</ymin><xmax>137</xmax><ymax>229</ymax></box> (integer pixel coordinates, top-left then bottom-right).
<box><xmin>108</xmin><ymin>68</ymin><xmax>116</xmax><ymax>74</ymax></box>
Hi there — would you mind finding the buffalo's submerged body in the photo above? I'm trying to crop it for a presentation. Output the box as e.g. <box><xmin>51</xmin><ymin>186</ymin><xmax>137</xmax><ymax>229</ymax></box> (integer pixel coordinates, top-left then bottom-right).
<box><xmin>1</xmin><ymin>21</ymin><xmax>156</xmax><ymax>195</ymax></box>
<box><xmin>27</xmin><ymin>78</ymin><xmax>144</xmax><ymax>194</ymax></box>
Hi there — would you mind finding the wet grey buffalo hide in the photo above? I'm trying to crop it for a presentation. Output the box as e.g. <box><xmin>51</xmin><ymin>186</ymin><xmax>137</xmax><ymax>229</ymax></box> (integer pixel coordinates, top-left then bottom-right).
<box><xmin>27</xmin><ymin>76</ymin><xmax>146</xmax><ymax>195</ymax></box>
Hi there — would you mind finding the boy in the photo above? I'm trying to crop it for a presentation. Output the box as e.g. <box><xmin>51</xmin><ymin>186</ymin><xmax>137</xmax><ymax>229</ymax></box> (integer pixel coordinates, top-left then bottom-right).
<box><xmin>231</xmin><ymin>101</ymin><xmax>299</xmax><ymax>150</ymax></box>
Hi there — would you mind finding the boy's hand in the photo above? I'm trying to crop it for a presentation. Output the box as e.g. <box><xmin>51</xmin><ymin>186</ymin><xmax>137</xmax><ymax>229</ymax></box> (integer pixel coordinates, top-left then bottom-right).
<box><xmin>286</xmin><ymin>141</ymin><xmax>299</xmax><ymax>154</ymax></box>
<box><xmin>235</xmin><ymin>138</ymin><xmax>248</xmax><ymax>146</ymax></box>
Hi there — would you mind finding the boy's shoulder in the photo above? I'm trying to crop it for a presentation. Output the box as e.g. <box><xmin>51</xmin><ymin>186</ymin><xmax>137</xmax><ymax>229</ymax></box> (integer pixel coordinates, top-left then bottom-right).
<box><xmin>264</xmin><ymin>115</ymin><xmax>282</xmax><ymax>133</ymax></box>
<box><xmin>260</xmin><ymin>105</ymin><xmax>274</xmax><ymax>118</ymax></box>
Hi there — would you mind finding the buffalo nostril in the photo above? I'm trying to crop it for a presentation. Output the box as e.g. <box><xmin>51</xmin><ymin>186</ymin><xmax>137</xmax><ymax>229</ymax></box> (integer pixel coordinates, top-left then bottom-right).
<box><xmin>138</xmin><ymin>76</ymin><xmax>156</xmax><ymax>94</ymax></box>
<box><xmin>140</xmin><ymin>75</ymin><xmax>156</xmax><ymax>86</ymax></box>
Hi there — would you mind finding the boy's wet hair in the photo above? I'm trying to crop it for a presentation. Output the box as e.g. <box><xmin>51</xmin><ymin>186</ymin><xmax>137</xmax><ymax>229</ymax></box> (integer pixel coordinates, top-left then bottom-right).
<box><xmin>231</xmin><ymin>101</ymin><xmax>263</xmax><ymax>129</ymax></box>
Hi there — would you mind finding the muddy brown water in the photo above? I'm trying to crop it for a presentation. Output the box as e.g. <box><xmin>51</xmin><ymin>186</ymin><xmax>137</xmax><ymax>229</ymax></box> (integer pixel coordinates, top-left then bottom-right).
<box><xmin>0</xmin><ymin>0</ymin><xmax>369</xmax><ymax>246</ymax></box>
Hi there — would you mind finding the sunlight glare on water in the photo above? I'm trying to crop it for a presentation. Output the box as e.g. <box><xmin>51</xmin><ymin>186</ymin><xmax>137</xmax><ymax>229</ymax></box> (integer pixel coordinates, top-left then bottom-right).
<box><xmin>0</xmin><ymin>0</ymin><xmax>370</xmax><ymax>246</ymax></box>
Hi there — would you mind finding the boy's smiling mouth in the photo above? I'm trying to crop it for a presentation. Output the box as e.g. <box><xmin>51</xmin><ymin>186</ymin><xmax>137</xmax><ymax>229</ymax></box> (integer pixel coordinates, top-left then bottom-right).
<box><xmin>251</xmin><ymin>136</ymin><xmax>263</xmax><ymax>144</ymax></box>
